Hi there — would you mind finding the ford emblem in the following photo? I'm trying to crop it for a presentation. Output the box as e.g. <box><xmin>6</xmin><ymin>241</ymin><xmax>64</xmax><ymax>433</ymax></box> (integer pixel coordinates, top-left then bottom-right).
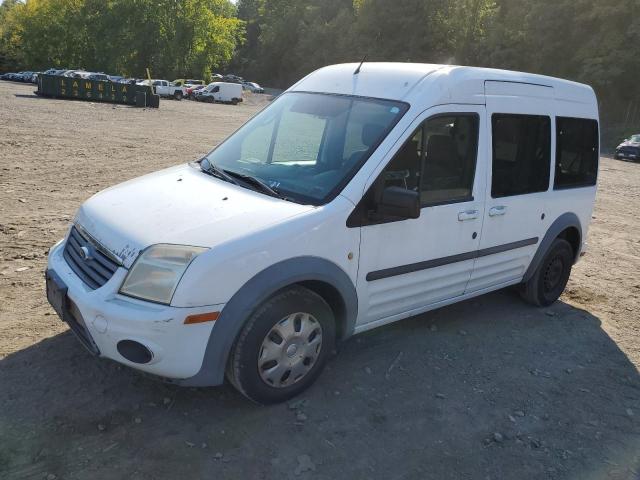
<box><xmin>79</xmin><ymin>246</ymin><xmax>92</xmax><ymax>261</ymax></box>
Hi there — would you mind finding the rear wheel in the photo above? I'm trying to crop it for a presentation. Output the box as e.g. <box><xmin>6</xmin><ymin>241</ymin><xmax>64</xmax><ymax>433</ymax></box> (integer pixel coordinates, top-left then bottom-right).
<box><xmin>231</xmin><ymin>98</ymin><xmax>239</xmax><ymax>105</ymax></box>
<box><xmin>173</xmin><ymin>91</ymin><xmax>183</xmax><ymax>100</ymax></box>
<box><xmin>520</xmin><ymin>238</ymin><xmax>574</xmax><ymax>307</ymax></box>
<box><xmin>226</xmin><ymin>286</ymin><xmax>335</xmax><ymax>404</ymax></box>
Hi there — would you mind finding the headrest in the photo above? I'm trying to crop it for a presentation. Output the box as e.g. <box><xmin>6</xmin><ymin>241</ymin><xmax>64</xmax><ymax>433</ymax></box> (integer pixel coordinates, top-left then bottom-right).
<box><xmin>426</xmin><ymin>135</ymin><xmax>456</xmax><ymax>162</ymax></box>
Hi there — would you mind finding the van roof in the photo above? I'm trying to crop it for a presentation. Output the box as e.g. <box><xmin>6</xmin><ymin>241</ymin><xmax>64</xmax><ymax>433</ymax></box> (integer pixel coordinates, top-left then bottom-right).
<box><xmin>290</xmin><ymin>63</ymin><xmax>596</xmax><ymax>107</ymax></box>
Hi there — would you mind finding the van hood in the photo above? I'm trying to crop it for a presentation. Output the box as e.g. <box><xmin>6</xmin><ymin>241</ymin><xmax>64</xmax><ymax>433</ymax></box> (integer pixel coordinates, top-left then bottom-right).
<box><xmin>74</xmin><ymin>164</ymin><xmax>314</xmax><ymax>268</ymax></box>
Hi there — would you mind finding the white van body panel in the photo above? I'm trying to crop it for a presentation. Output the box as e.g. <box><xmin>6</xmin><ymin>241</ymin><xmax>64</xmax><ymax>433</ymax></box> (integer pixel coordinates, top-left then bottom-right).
<box><xmin>200</xmin><ymin>82</ymin><xmax>243</xmax><ymax>102</ymax></box>
<box><xmin>75</xmin><ymin>164</ymin><xmax>313</xmax><ymax>268</ymax></box>
<box><xmin>355</xmin><ymin>103</ymin><xmax>488</xmax><ymax>325</ymax></box>
<box><xmin>47</xmin><ymin>63</ymin><xmax>599</xmax><ymax>383</ymax></box>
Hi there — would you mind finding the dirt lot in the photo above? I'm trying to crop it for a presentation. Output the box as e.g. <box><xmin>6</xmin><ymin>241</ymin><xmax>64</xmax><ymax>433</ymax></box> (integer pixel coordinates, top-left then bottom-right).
<box><xmin>1</xmin><ymin>80</ymin><xmax>639</xmax><ymax>480</ymax></box>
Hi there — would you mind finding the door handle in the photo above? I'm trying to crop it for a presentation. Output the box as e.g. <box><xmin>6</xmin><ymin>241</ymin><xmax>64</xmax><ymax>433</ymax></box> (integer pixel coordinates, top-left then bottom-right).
<box><xmin>458</xmin><ymin>209</ymin><xmax>479</xmax><ymax>221</ymax></box>
<box><xmin>489</xmin><ymin>206</ymin><xmax>507</xmax><ymax>217</ymax></box>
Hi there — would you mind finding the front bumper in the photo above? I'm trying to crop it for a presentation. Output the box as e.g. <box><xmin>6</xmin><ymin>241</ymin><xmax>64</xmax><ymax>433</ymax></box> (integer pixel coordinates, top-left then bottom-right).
<box><xmin>616</xmin><ymin>149</ymin><xmax>639</xmax><ymax>159</ymax></box>
<box><xmin>46</xmin><ymin>240</ymin><xmax>223</xmax><ymax>380</ymax></box>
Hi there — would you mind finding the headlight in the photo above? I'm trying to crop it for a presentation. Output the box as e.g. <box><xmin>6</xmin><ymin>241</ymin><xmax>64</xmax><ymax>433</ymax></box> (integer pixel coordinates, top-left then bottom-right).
<box><xmin>119</xmin><ymin>244</ymin><xmax>208</xmax><ymax>304</ymax></box>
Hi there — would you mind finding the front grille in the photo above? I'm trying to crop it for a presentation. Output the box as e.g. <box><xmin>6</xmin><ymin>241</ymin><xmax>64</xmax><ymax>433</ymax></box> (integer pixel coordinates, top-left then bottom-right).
<box><xmin>618</xmin><ymin>146</ymin><xmax>640</xmax><ymax>154</ymax></box>
<box><xmin>63</xmin><ymin>226</ymin><xmax>120</xmax><ymax>289</ymax></box>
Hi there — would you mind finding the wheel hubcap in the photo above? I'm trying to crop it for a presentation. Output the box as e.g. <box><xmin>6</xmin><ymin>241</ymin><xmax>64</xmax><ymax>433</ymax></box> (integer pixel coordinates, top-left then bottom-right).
<box><xmin>258</xmin><ymin>312</ymin><xmax>323</xmax><ymax>388</ymax></box>
<box><xmin>543</xmin><ymin>256</ymin><xmax>564</xmax><ymax>293</ymax></box>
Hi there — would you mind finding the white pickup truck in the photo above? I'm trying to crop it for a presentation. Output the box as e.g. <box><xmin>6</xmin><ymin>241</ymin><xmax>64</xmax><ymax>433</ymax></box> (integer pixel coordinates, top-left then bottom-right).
<box><xmin>149</xmin><ymin>80</ymin><xmax>185</xmax><ymax>100</ymax></box>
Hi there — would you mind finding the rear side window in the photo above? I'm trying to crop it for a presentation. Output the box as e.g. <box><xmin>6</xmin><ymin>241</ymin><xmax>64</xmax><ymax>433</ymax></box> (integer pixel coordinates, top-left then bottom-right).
<box><xmin>491</xmin><ymin>114</ymin><xmax>551</xmax><ymax>198</ymax></box>
<box><xmin>554</xmin><ymin>117</ymin><xmax>598</xmax><ymax>189</ymax></box>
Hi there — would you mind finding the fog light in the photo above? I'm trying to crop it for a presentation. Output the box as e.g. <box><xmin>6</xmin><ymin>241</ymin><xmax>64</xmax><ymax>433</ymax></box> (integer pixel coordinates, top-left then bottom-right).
<box><xmin>117</xmin><ymin>340</ymin><xmax>153</xmax><ymax>364</ymax></box>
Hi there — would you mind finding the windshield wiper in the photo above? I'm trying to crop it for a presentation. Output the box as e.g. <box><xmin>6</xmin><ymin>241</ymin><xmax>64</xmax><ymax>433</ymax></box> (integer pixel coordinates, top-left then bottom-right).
<box><xmin>223</xmin><ymin>170</ymin><xmax>287</xmax><ymax>200</ymax></box>
<box><xmin>199</xmin><ymin>158</ymin><xmax>239</xmax><ymax>186</ymax></box>
<box><xmin>200</xmin><ymin>158</ymin><xmax>290</xmax><ymax>201</ymax></box>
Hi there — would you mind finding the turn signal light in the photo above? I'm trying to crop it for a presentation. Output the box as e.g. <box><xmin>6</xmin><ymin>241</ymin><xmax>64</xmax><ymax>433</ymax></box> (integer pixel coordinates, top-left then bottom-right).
<box><xmin>184</xmin><ymin>311</ymin><xmax>220</xmax><ymax>324</ymax></box>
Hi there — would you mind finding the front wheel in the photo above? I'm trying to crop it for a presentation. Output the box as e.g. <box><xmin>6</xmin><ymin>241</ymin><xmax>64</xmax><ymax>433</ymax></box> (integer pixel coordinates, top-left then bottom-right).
<box><xmin>226</xmin><ymin>286</ymin><xmax>335</xmax><ymax>404</ymax></box>
<box><xmin>520</xmin><ymin>238</ymin><xmax>574</xmax><ymax>307</ymax></box>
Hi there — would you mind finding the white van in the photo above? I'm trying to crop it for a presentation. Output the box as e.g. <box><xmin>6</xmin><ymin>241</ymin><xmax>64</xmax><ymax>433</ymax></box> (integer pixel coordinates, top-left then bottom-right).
<box><xmin>196</xmin><ymin>81</ymin><xmax>243</xmax><ymax>105</ymax></box>
<box><xmin>46</xmin><ymin>63</ymin><xmax>599</xmax><ymax>404</ymax></box>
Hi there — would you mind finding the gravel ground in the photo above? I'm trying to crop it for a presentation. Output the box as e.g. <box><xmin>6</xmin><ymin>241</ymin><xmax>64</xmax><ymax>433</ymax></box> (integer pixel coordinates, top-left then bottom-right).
<box><xmin>1</xmin><ymin>80</ymin><xmax>639</xmax><ymax>480</ymax></box>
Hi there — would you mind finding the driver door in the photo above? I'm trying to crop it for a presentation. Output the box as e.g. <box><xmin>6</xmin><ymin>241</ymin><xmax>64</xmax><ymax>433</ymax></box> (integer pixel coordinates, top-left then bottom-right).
<box><xmin>355</xmin><ymin>105</ymin><xmax>487</xmax><ymax>329</ymax></box>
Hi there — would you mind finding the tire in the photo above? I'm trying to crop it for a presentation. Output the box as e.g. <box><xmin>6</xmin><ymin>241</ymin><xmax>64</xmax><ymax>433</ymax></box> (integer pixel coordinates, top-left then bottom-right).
<box><xmin>226</xmin><ymin>286</ymin><xmax>335</xmax><ymax>405</ymax></box>
<box><xmin>173</xmin><ymin>91</ymin><xmax>182</xmax><ymax>100</ymax></box>
<box><xmin>520</xmin><ymin>238</ymin><xmax>574</xmax><ymax>307</ymax></box>
<box><xmin>231</xmin><ymin>98</ymin><xmax>239</xmax><ymax>105</ymax></box>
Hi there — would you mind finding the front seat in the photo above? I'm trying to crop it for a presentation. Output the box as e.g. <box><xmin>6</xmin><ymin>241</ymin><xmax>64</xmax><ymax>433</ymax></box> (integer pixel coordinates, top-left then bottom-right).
<box><xmin>424</xmin><ymin>134</ymin><xmax>459</xmax><ymax>189</ymax></box>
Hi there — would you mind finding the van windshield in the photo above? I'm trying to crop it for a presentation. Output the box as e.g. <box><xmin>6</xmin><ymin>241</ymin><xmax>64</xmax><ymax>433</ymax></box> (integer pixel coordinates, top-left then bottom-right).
<box><xmin>204</xmin><ymin>92</ymin><xmax>408</xmax><ymax>205</ymax></box>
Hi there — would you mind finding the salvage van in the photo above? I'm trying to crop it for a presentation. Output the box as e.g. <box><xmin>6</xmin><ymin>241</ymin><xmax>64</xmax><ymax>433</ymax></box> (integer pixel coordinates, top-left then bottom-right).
<box><xmin>196</xmin><ymin>82</ymin><xmax>243</xmax><ymax>105</ymax></box>
<box><xmin>46</xmin><ymin>63</ymin><xmax>599</xmax><ymax>404</ymax></box>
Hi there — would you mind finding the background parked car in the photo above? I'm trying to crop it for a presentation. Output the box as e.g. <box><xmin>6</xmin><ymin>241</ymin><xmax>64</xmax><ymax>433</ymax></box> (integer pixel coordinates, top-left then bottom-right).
<box><xmin>195</xmin><ymin>81</ymin><xmax>243</xmax><ymax>104</ymax></box>
<box><xmin>149</xmin><ymin>79</ymin><xmax>185</xmax><ymax>100</ymax></box>
<box><xmin>614</xmin><ymin>134</ymin><xmax>640</xmax><ymax>161</ymax></box>
<box><xmin>173</xmin><ymin>78</ymin><xmax>204</xmax><ymax>88</ymax></box>
<box><xmin>221</xmin><ymin>74</ymin><xmax>244</xmax><ymax>84</ymax></box>
<box><xmin>242</xmin><ymin>81</ymin><xmax>264</xmax><ymax>93</ymax></box>
<box><xmin>88</xmin><ymin>72</ymin><xmax>109</xmax><ymax>81</ymax></box>
<box><xmin>185</xmin><ymin>84</ymin><xmax>206</xmax><ymax>99</ymax></box>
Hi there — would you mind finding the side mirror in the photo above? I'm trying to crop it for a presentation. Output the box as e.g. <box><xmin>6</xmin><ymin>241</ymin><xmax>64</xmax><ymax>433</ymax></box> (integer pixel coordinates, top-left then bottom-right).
<box><xmin>378</xmin><ymin>186</ymin><xmax>420</xmax><ymax>220</ymax></box>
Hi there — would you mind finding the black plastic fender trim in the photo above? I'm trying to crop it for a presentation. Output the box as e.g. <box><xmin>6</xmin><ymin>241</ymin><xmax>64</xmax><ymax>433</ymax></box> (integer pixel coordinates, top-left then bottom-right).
<box><xmin>522</xmin><ymin>212</ymin><xmax>583</xmax><ymax>283</ymax></box>
<box><xmin>176</xmin><ymin>256</ymin><xmax>358</xmax><ymax>387</ymax></box>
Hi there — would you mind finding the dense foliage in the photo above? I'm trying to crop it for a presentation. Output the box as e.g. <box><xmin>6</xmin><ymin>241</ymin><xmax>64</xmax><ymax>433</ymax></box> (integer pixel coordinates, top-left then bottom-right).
<box><xmin>0</xmin><ymin>0</ymin><xmax>242</xmax><ymax>79</ymax></box>
<box><xmin>231</xmin><ymin>0</ymin><xmax>639</xmax><ymax>133</ymax></box>
<box><xmin>0</xmin><ymin>0</ymin><xmax>638</xmax><ymax>137</ymax></box>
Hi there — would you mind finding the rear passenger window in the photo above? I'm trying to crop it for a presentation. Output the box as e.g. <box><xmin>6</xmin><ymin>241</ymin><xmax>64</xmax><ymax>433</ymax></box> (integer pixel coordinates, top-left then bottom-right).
<box><xmin>491</xmin><ymin>114</ymin><xmax>551</xmax><ymax>198</ymax></box>
<box><xmin>554</xmin><ymin>117</ymin><xmax>598</xmax><ymax>189</ymax></box>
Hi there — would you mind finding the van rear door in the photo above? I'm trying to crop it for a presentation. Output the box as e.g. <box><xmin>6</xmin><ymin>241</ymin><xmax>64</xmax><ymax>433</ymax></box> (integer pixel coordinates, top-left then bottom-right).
<box><xmin>466</xmin><ymin>81</ymin><xmax>555</xmax><ymax>293</ymax></box>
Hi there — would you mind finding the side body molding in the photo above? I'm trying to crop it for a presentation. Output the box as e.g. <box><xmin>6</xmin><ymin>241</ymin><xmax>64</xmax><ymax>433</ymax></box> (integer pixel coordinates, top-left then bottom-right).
<box><xmin>523</xmin><ymin>212</ymin><xmax>582</xmax><ymax>283</ymax></box>
<box><xmin>178</xmin><ymin>256</ymin><xmax>358</xmax><ymax>387</ymax></box>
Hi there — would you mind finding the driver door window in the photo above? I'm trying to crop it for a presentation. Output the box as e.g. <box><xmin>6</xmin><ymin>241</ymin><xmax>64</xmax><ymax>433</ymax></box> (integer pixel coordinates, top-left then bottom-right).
<box><xmin>379</xmin><ymin>113</ymin><xmax>479</xmax><ymax>209</ymax></box>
